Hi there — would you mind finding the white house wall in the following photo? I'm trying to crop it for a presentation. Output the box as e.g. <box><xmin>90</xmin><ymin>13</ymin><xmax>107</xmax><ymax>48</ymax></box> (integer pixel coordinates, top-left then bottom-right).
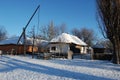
<box><xmin>49</xmin><ymin>44</ymin><xmax>70</xmax><ymax>53</ymax></box>
<box><xmin>81</xmin><ymin>47</ymin><xmax>87</xmax><ymax>54</ymax></box>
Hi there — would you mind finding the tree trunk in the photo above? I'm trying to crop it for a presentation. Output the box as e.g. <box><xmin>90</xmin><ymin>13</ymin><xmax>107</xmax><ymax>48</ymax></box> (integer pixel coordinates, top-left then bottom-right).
<box><xmin>112</xmin><ymin>37</ymin><xmax>120</xmax><ymax>64</ymax></box>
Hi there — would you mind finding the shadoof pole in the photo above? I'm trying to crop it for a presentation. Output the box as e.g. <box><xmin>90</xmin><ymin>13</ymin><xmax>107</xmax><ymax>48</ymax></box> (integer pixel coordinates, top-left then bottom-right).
<box><xmin>16</xmin><ymin>5</ymin><xmax>40</xmax><ymax>55</ymax></box>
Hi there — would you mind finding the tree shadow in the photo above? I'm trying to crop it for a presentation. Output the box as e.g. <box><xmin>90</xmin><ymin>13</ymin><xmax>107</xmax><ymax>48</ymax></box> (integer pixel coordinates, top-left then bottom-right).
<box><xmin>0</xmin><ymin>56</ymin><xmax>112</xmax><ymax>80</ymax></box>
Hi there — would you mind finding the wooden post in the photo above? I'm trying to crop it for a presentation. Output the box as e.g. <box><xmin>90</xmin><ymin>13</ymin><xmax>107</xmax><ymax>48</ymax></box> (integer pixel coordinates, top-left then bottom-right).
<box><xmin>0</xmin><ymin>50</ymin><xmax>2</xmax><ymax>56</ymax></box>
<box><xmin>32</xmin><ymin>27</ymin><xmax>35</xmax><ymax>58</ymax></box>
<box><xmin>68</xmin><ymin>50</ymin><xmax>73</xmax><ymax>60</ymax></box>
<box><xmin>23</xmin><ymin>28</ymin><xmax>26</xmax><ymax>56</ymax></box>
<box><xmin>32</xmin><ymin>39</ymin><xmax>35</xmax><ymax>58</ymax></box>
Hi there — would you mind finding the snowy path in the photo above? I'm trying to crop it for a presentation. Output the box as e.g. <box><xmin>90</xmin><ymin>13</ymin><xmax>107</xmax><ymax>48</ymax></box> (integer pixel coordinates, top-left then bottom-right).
<box><xmin>0</xmin><ymin>55</ymin><xmax>120</xmax><ymax>80</ymax></box>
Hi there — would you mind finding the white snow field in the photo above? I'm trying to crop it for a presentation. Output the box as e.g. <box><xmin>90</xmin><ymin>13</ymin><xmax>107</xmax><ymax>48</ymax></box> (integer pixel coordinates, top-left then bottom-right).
<box><xmin>0</xmin><ymin>55</ymin><xmax>120</xmax><ymax>80</ymax></box>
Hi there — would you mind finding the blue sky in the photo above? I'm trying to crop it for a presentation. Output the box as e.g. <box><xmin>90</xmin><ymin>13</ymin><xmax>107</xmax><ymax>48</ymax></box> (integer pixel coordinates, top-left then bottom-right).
<box><xmin>0</xmin><ymin>0</ymin><xmax>102</xmax><ymax>38</ymax></box>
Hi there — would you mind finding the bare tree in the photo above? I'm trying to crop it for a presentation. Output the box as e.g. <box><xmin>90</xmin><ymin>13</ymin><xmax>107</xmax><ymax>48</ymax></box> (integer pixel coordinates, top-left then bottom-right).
<box><xmin>71</xmin><ymin>28</ymin><xmax>80</xmax><ymax>37</ymax></box>
<box><xmin>0</xmin><ymin>26</ymin><xmax>7</xmax><ymax>41</ymax></box>
<box><xmin>39</xmin><ymin>21</ymin><xmax>67</xmax><ymax>41</ymax></box>
<box><xmin>39</xmin><ymin>25</ymin><xmax>49</xmax><ymax>40</ymax></box>
<box><xmin>59</xmin><ymin>23</ymin><xmax>66</xmax><ymax>33</ymax></box>
<box><xmin>54</xmin><ymin>23</ymin><xmax>67</xmax><ymax>37</ymax></box>
<box><xmin>39</xmin><ymin>21</ymin><xmax>56</xmax><ymax>41</ymax></box>
<box><xmin>72</xmin><ymin>28</ymin><xmax>96</xmax><ymax>46</ymax></box>
<box><xmin>48</xmin><ymin>21</ymin><xmax>56</xmax><ymax>41</ymax></box>
<box><xmin>96</xmin><ymin>0</ymin><xmax>120</xmax><ymax>64</ymax></box>
<box><xmin>59</xmin><ymin>23</ymin><xmax>67</xmax><ymax>34</ymax></box>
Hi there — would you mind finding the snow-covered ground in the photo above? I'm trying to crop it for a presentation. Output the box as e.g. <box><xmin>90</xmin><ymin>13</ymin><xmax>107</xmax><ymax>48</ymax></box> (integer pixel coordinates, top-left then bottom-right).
<box><xmin>0</xmin><ymin>55</ymin><xmax>120</xmax><ymax>80</ymax></box>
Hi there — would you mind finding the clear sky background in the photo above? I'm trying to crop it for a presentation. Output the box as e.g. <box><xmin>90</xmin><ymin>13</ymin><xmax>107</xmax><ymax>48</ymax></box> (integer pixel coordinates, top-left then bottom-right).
<box><xmin>0</xmin><ymin>0</ymin><xmax>102</xmax><ymax>38</ymax></box>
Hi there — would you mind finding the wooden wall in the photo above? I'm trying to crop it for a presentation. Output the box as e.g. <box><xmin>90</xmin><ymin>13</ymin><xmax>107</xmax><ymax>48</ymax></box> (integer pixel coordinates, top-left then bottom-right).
<box><xmin>0</xmin><ymin>44</ymin><xmax>38</xmax><ymax>54</ymax></box>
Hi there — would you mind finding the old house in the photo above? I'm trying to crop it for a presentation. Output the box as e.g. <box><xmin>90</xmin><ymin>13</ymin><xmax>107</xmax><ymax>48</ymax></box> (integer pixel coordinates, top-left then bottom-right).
<box><xmin>48</xmin><ymin>33</ymin><xmax>87</xmax><ymax>59</ymax></box>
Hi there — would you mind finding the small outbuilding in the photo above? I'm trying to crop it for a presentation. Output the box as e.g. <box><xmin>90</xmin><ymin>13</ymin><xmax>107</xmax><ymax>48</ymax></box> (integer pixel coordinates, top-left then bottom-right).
<box><xmin>92</xmin><ymin>42</ymin><xmax>112</xmax><ymax>60</ymax></box>
<box><xmin>0</xmin><ymin>37</ymin><xmax>38</xmax><ymax>54</ymax></box>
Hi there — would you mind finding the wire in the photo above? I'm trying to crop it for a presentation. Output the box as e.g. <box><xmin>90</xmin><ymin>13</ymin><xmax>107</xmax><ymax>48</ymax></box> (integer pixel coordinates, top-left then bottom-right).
<box><xmin>37</xmin><ymin>5</ymin><xmax>40</xmax><ymax>37</ymax></box>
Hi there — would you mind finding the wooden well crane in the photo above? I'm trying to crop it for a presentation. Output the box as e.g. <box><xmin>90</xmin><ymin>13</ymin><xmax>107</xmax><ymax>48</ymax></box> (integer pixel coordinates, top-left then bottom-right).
<box><xmin>16</xmin><ymin>5</ymin><xmax>40</xmax><ymax>55</ymax></box>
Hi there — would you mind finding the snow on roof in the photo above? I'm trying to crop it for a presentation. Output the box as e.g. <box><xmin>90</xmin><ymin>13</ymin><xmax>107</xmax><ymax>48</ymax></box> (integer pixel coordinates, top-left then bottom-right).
<box><xmin>0</xmin><ymin>37</ymin><xmax>23</xmax><ymax>45</ymax></box>
<box><xmin>93</xmin><ymin>44</ymin><xmax>105</xmax><ymax>48</ymax></box>
<box><xmin>93</xmin><ymin>43</ymin><xmax>105</xmax><ymax>48</ymax></box>
<box><xmin>27</xmin><ymin>38</ymin><xmax>49</xmax><ymax>47</ymax></box>
<box><xmin>0</xmin><ymin>37</ymin><xmax>48</xmax><ymax>46</ymax></box>
<box><xmin>51</xmin><ymin>33</ymin><xmax>87</xmax><ymax>46</ymax></box>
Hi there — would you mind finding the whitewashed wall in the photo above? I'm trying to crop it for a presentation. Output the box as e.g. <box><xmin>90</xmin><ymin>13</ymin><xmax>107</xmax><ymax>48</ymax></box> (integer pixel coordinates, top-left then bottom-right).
<box><xmin>0</xmin><ymin>50</ymin><xmax>2</xmax><ymax>55</ymax></box>
<box><xmin>49</xmin><ymin>43</ymin><xmax>69</xmax><ymax>53</ymax></box>
<box><xmin>81</xmin><ymin>47</ymin><xmax>87</xmax><ymax>54</ymax></box>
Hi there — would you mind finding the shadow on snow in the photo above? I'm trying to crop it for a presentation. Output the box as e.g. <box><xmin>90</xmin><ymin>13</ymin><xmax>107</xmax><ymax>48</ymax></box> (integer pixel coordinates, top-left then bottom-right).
<box><xmin>0</xmin><ymin>56</ymin><xmax>112</xmax><ymax>80</ymax></box>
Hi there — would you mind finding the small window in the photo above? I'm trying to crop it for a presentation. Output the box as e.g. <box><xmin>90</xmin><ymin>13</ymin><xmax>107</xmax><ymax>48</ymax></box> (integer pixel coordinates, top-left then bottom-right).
<box><xmin>51</xmin><ymin>46</ymin><xmax>56</xmax><ymax>51</ymax></box>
